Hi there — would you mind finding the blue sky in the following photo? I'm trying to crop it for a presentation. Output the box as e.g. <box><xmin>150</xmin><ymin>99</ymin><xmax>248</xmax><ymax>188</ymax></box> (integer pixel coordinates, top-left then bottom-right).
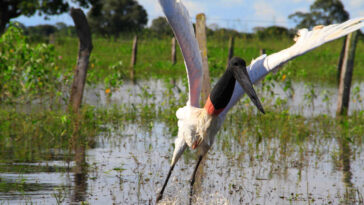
<box><xmin>15</xmin><ymin>0</ymin><xmax>364</xmax><ymax>32</ymax></box>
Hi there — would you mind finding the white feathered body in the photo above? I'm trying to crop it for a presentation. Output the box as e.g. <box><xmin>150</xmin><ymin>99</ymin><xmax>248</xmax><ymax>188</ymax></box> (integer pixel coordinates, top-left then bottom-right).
<box><xmin>176</xmin><ymin>106</ymin><xmax>223</xmax><ymax>155</ymax></box>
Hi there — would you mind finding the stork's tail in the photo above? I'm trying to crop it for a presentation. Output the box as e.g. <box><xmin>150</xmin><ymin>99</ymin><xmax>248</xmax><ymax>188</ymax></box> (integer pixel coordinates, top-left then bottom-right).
<box><xmin>195</xmin><ymin>109</ymin><xmax>213</xmax><ymax>148</ymax></box>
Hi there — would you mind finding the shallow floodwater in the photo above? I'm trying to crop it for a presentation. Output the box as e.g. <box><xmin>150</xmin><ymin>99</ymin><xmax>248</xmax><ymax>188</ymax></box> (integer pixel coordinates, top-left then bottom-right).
<box><xmin>83</xmin><ymin>79</ymin><xmax>364</xmax><ymax>117</ymax></box>
<box><xmin>1</xmin><ymin>79</ymin><xmax>364</xmax><ymax>204</ymax></box>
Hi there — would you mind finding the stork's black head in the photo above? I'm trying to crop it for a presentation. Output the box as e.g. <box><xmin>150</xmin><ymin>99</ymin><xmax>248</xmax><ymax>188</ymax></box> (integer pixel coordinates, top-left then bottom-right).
<box><xmin>228</xmin><ymin>57</ymin><xmax>246</xmax><ymax>68</ymax></box>
<box><xmin>228</xmin><ymin>57</ymin><xmax>265</xmax><ymax>114</ymax></box>
<box><xmin>204</xmin><ymin>56</ymin><xmax>265</xmax><ymax>115</ymax></box>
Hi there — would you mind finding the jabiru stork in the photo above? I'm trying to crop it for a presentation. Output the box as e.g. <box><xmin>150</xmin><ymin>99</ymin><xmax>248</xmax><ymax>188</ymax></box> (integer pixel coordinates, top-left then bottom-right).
<box><xmin>157</xmin><ymin>0</ymin><xmax>364</xmax><ymax>202</ymax></box>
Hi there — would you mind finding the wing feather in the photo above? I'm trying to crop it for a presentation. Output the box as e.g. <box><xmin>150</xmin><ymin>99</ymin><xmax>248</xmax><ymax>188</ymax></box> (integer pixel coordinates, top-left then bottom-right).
<box><xmin>220</xmin><ymin>17</ymin><xmax>364</xmax><ymax>118</ymax></box>
<box><xmin>159</xmin><ymin>0</ymin><xmax>203</xmax><ymax>107</ymax></box>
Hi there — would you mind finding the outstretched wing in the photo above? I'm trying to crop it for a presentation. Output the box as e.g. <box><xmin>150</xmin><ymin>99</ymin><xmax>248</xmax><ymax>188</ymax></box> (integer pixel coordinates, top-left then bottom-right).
<box><xmin>220</xmin><ymin>17</ymin><xmax>364</xmax><ymax>118</ymax></box>
<box><xmin>159</xmin><ymin>0</ymin><xmax>203</xmax><ymax>107</ymax></box>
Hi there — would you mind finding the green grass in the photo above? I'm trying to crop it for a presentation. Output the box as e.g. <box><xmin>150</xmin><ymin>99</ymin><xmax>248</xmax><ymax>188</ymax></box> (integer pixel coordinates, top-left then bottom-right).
<box><xmin>0</xmin><ymin>107</ymin><xmax>98</xmax><ymax>163</ymax></box>
<box><xmin>53</xmin><ymin>36</ymin><xmax>364</xmax><ymax>83</ymax></box>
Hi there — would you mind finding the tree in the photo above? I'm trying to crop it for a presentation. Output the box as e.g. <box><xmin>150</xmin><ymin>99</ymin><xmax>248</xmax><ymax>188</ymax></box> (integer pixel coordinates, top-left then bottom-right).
<box><xmin>0</xmin><ymin>0</ymin><xmax>100</xmax><ymax>34</ymax></box>
<box><xmin>27</xmin><ymin>24</ymin><xmax>57</xmax><ymax>36</ymax></box>
<box><xmin>150</xmin><ymin>16</ymin><xmax>172</xmax><ymax>36</ymax></box>
<box><xmin>255</xmin><ymin>26</ymin><xmax>291</xmax><ymax>39</ymax></box>
<box><xmin>289</xmin><ymin>0</ymin><xmax>349</xmax><ymax>29</ymax></box>
<box><xmin>55</xmin><ymin>22</ymin><xmax>68</xmax><ymax>30</ymax></box>
<box><xmin>55</xmin><ymin>22</ymin><xmax>76</xmax><ymax>36</ymax></box>
<box><xmin>87</xmin><ymin>0</ymin><xmax>148</xmax><ymax>37</ymax></box>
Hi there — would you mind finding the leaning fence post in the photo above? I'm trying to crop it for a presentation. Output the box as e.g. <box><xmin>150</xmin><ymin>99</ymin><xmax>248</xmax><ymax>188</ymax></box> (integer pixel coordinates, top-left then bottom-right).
<box><xmin>69</xmin><ymin>8</ymin><xmax>93</xmax><ymax>114</ymax></box>
<box><xmin>69</xmin><ymin>7</ymin><xmax>92</xmax><ymax>177</ymax></box>
<box><xmin>130</xmin><ymin>35</ymin><xmax>138</xmax><ymax>80</ymax></box>
<box><xmin>171</xmin><ymin>37</ymin><xmax>177</xmax><ymax>65</ymax></box>
<box><xmin>336</xmin><ymin>31</ymin><xmax>359</xmax><ymax>116</ymax></box>
<box><xmin>196</xmin><ymin>13</ymin><xmax>210</xmax><ymax>104</ymax></box>
<box><xmin>226</xmin><ymin>36</ymin><xmax>234</xmax><ymax>68</ymax></box>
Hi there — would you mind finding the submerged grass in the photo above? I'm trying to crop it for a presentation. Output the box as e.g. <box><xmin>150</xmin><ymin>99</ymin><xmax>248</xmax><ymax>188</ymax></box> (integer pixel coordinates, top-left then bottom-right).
<box><xmin>0</xmin><ymin>164</ymin><xmax>70</xmax><ymax>173</ymax></box>
<box><xmin>1</xmin><ymin>100</ymin><xmax>363</xmax><ymax>164</ymax></box>
<box><xmin>0</xmin><ymin>107</ymin><xmax>99</xmax><ymax>163</ymax></box>
<box><xmin>0</xmin><ymin>179</ymin><xmax>56</xmax><ymax>193</ymax></box>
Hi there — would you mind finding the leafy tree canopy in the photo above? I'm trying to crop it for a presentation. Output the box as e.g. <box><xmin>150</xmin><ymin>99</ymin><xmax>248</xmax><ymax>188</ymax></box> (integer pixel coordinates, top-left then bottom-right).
<box><xmin>26</xmin><ymin>24</ymin><xmax>57</xmax><ymax>36</ymax></box>
<box><xmin>150</xmin><ymin>16</ymin><xmax>172</xmax><ymax>36</ymax></box>
<box><xmin>87</xmin><ymin>0</ymin><xmax>148</xmax><ymax>37</ymax></box>
<box><xmin>0</xmin><ymin>0</ymin><xmax>100</xmax><ymax>34</ymax></box>
<box><xmin>255</xmin><ymin>26</ymin><xmax>291</xmax><ymax>39</ymax></box>
<box><xmin>289</xmin><ymin>0</ymin><xmax>349</xmax><ymax>29</ymax></box>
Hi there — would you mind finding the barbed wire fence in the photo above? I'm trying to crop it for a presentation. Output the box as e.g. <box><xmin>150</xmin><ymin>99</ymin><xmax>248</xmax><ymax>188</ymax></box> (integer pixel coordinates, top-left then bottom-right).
<box><xmin>148</xmin><ymin>15</ymin><xmax>295</xmax><ymax>33</ymax></box>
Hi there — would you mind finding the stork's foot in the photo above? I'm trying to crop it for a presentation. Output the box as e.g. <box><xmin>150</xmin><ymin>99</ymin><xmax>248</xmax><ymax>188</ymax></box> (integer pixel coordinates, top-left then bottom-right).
<box><xmin>156</xmin><ymin>192</ymin><xmax>163</xmax><ymax>203</ymax></box>
<box><xmin>189</xmin><ymin>185</ymin><xmax>194</xmax><ymax>205</ymax></box>
<box><xmin>190</xmin><ymin>178</ymin><xmax>195</xmax><ymax>186</ymax></box>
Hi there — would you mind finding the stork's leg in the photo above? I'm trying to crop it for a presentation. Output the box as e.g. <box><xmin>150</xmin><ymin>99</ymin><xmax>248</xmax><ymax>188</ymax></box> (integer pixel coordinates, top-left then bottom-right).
<box><xmin>156</xmin><ymin>137</ymin><xmax>186</xmax><ymax>203</ymax></box>
<box><xmin>190</xmin><ymin>156</ymin><xmax>203</xmax><ymax>203</ymax></box>
<box><xmin>156</xmin><ymin>164</ymin><xmax>175</xmax><ymax>203</ymax></box>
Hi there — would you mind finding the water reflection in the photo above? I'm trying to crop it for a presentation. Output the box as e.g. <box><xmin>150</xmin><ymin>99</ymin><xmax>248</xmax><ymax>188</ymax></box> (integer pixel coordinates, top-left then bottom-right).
<box><xmin>71</xmin><ymin>131</ymin><xmax>88</xmax><ymax>204</ymax></box>
<box><xmin>190</xmin><ymin>156</ymin><xmax>206</xmax><ymax>204</ymax></box>
<box><xmin>338</xmin><ymin>133</ymin><xmax>360</xmax><ymax>204</ymax></box>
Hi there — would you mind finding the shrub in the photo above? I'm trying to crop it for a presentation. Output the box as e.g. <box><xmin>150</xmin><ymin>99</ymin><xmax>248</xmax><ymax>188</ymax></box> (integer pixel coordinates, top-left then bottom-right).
<box><xmin>0</xmin><ymin>24</ymin><xmax>63</xmax><ymax>103</ymax></box>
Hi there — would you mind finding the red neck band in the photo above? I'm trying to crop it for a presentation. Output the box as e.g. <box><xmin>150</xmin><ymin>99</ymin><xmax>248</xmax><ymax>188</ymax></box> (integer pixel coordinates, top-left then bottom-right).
<box><xmin>204</xmin><ymin>96</ymin><xmax>224</xmax><ymax>116</ymax></box>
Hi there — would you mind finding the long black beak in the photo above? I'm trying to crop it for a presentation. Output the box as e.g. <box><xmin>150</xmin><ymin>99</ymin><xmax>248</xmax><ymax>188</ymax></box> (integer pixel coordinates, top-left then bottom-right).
<box><xmin>231</xmin><ymin>63</ymin><xmax>265</xmax><ymax>114</ymax></box>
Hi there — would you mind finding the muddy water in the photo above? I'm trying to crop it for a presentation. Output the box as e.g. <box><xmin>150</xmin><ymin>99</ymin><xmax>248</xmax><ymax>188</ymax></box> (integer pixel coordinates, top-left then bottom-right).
<box><xmin>1</xmin><ymin>79</ymin><xmax>364</xmax><ymax>204</ymax></box>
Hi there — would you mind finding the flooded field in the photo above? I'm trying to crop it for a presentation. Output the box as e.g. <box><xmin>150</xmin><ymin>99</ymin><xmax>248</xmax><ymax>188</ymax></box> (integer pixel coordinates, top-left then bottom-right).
<box><xmin>82</xmin><ymin>79</ymin><xmax>364</xmax><ymax>117</ymax></box>
<box><xmin>1</xmin><ymin>79</ymin><xmax>364</xmax><ymax>204</ymax></box>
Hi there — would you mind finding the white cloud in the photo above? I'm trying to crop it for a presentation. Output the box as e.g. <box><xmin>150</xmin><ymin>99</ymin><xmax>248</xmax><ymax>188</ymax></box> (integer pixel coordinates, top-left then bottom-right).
<box><xmin>358</xmin><ymin>10</ymin><xmax>364</xmax><ymax>17</ymax></box>
<box><xmin>294</xmin><ymin>6</ymin><xmax>309</xmax><ymax>13</ymax></box>
<box><xmin>136</xmin><ymin>0</ymin><xmax>163</xmax><ymax>17</ymax></box>
<box><xmin>138</xmin><ymin>0</ymin><xmax>205</xmax><ymax>20</ymax></box>
<box><xmin>291</xmin><ymin>0</ymin><xmax>314</xmax><ymax>3</ymax></box>
<box><xmin>182</xmin><ymin>0</ymin><xmax>206</xmax><ymax>17</ymax></box>
<box><xmin>254</xmin><ymin>1</ymin><xmax>276</xmax><ymax>18</ymax></box>
<box><xmin>223</xmin><ymin>0</ymin><xmax>244</xmax><ymax>3</ymax></box>
<box><xmin>253</xmin><ymin>1</ymin><xmax>289</xmax><ymax>27</ymax></box>
<box><xmin>217</xmin><ymin>0</ymin><xmax>245</xmax><ymax>7</ymax></box>
<box><xmin>341</xmin><ymin>0</ymin><xmax>364</xmax><ymax>18</ymax></box>
<box><xmin>348</xmin><ymin>0</ymin><xmax>364</xmax><ymax>8</ymax></box>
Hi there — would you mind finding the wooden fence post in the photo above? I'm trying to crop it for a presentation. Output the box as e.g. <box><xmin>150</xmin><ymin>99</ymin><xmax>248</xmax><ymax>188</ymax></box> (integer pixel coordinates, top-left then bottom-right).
<box><xmin>69</xmin><ymin>8</ymin><xmax>93</xmax><ymax>114</ymax></box>
<box><xmin>196</xmin><ymin>13</ymin><xmax>210</xmax><ymax>104</ymax></box>
<box><xmin>337</xmin><ymin>36</ymin><xmax>348</xmax><ymax>84</ymax></box>
<box><xmin>226</xmin><ymin>36</ymin><xmax>234</xmax><ymax>68</ymax></box>
<box><xmin>260</xmin><ymin>48</ymin><xmax>266</xmax><ymax>55</ymax></box>
<box><xmin>49</xmin><ymin>33</ymin><xmax>55</xmax><ymax>44</ymax></box>
<box><xmin>336</xmin><ymin>31</ymin><xmax>359</xmax><ymax>116</ymax></box>
<box><xmin>171</xmin><ymin>37</ymin><xmax>177</xmax><ymax>65</ymax></box>
<box><xmin>130</xmin><ymin>35</ymin><xmax>138</xmax><ymax>80</ymax></box>
<box><xmin>192</xmin><ymin>13</ymin><xmax>210</xmax><ymax>199</ymax></box>
<box><xmin>69</xmin><ymin>7</ymin><xmax>92</xmax><ymax>178</ymax></box>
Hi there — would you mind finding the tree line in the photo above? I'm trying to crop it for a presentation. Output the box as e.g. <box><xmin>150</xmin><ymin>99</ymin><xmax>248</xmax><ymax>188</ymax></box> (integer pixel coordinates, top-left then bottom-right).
<box><xmin>2</xmin><ymin>0</ymin><xmax>361</xmax><ymax>39</ymax></box>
